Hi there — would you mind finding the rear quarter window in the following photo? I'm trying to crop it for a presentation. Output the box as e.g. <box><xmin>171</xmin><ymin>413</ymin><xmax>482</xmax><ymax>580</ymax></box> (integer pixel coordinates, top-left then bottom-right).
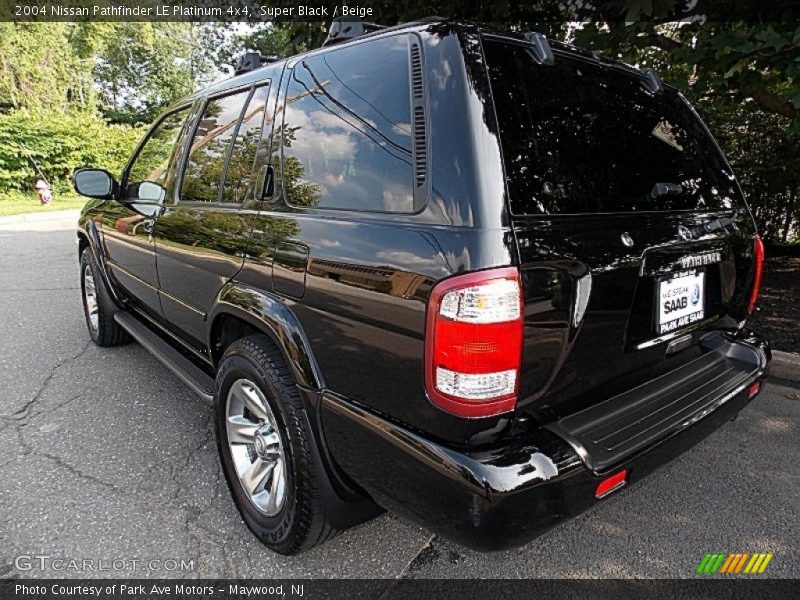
<box><xmin>280</xmin><ymin>35</ymin><xmax>415</xmax><ymax>212</ymax></box>
<box><xmin>483</xmin><ymin>39</ymin><xmax>743</xmax><ymax>215</ymax></box>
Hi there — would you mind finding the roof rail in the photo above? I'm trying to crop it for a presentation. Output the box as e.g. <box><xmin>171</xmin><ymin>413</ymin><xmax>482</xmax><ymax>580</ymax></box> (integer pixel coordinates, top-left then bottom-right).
<box><xmin>523</xmin><ymin>32</ymin><xmax>555</xmax><ymax>66</ymax></box>
<box><xmin>641</xmin><ymin>68</ymin><xmax>663</xmax><ymax>94</ymax></box>
<box><xmin>322</xmin><ymin>17</ymin><xmax>386</xmax><ymax>47</ymax></box>
<box><xmin>234</xmin><ymin>51</ymin><xmax>280</xmax><ymax>75</ymax></box>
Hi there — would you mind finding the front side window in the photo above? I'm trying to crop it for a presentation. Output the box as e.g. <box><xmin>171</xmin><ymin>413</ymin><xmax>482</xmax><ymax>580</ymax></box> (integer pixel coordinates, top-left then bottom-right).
<box><xmin>127</xmin><ymin>107</ymin><xmax>190</xmax><ymax>202</ymax></box>
<box><xmin>484</xmin><ymin>39</ymin><xmax>743</xmax><ymax>215</ymax></box>
<box><xmin>281</xmin><ymin>35</ymin><xmax>415</xmax><ymax>212</ymax></box>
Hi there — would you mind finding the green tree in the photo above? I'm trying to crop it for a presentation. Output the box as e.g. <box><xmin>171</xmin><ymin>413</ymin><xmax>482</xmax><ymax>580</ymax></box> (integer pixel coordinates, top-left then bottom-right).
<box><xmin>94</xmin><ymin>22</ymin><xmax>226</xmax><ymax>124</ymax></box>
<box><xmin>219</xmin><ymin>24</ymin><xmax>293</xmax><ymax>70</ymax></box>
<box><xmin>0</xmin><ymin>22</ymin><xmax>95</xmax><ymax>112</ymax></box>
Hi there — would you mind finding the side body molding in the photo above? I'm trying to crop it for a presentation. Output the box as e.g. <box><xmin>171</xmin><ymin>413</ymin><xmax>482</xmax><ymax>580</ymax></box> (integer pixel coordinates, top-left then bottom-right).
<box><xmin>208</xmin><ymin>282</ymin><xmax>325</xmax><ymax>390</ymax></box>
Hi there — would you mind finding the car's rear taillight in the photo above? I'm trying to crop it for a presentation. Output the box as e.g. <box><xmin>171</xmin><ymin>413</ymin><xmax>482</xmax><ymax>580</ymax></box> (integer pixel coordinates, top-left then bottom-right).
<box><xmin>424</xmin><ymin>267</ymin><xmax>523</xmax><ymax>418</ymax></box>
<box><xmin>747</xmin><ymin>236</ymin><xmax>765</xmax><ymax>314</ymax></box>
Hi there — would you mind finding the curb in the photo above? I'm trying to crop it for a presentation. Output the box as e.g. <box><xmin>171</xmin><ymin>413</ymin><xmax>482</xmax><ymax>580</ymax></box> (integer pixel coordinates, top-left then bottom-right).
<box><xmin>0</xmin><ymin>209</ymin><xmax>81</xmax><ymax>225</ymax></box>
<box><xmin>771</xmin><ymin>350</ymin><xmax>800</xmax><ymax>384</ymax></box>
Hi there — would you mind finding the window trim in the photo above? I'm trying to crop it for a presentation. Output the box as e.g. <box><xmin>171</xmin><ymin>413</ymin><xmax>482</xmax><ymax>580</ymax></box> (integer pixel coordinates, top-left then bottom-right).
<box><xmin>279</xmin><ymin>32</ymin><xmax>424</xmax><ymax>215</ymax></box>
<box><xmin>175</xmin><ymin>80</ymin><xmax>271</xmax><ymax>207</ymax></box>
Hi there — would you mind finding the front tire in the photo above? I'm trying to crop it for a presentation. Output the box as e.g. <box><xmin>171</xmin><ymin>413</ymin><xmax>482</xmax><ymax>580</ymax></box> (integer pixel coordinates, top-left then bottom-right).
<box><xmin>214</xmin><ymin>335</ymin><xmax>337</xmax><ymax>555</ymax></box>
<box><xmin>80</xmin><ymin>249</ymin><xmax>129</xmax><ymax>347</ymax></box>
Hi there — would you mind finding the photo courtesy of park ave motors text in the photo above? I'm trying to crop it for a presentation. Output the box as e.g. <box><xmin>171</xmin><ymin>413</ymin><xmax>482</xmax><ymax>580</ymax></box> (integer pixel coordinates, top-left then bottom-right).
<box><xmin>1</xmin><ymin>0</ymin><xmax>799</xmax><ymax>590</ymax></box>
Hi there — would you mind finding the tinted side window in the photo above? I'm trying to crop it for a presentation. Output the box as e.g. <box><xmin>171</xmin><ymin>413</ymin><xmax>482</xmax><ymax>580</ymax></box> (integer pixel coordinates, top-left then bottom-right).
<box><xmin>127</xmin><ymin>107</ymin><xmax>190</xmax><ymax>201</ymax></box>
<box><xmin>181</xmin><ymin>89</ymin><xmax>250</xmax><ymax>203</ymax></box>
<box><xmin>222</xmin><ymin>85</ymin><xmax>270</xmax><ymax>204</ymax></box>
<box><xmin>484</xmin><ymin>40</ymin><xmax>742</xmax><ymax>214</ymax></box>
<box><xmin>281</xmin><ymin>35</ymin><xmax>414</xmax><ymax>212</ymax></box>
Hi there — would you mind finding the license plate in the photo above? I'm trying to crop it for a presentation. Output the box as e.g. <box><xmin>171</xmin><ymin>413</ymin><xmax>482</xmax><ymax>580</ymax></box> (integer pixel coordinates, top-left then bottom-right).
<box><xmin>656</xmin><ymin>270</ymin><xmax>705</xmax><ymax>334</ymax></box>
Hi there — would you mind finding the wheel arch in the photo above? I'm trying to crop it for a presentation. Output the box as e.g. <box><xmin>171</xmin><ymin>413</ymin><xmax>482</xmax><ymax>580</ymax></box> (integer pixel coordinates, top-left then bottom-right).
<box><xmin>207</xmin><ymin>283</ymin><xmax>325</xmax><ymax>391</ymax></box>
<box><xmin>77</xmin><ymin>220</ymin><xmax>123</xmax><ymax>308</ymax></box>
<box><xmin>77</xmin><ymin>229</ymin><xmax>90</xmax><ymax>258</ymax></box>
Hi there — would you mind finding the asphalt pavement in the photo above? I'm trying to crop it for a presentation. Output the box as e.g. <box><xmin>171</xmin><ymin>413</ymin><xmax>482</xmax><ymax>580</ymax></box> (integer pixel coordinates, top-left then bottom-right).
<box><xmin>0</xmin><ymin>216</ymin><xmax>798</xmax><ymax>580</ymax></box>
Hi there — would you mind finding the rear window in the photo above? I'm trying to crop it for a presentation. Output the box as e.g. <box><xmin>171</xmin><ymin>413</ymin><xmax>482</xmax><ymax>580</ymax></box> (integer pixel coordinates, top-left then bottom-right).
<box><xmin>484</xmin><ymin>39</ymin><xmax>742</xmax><ymax>215</ymax></box>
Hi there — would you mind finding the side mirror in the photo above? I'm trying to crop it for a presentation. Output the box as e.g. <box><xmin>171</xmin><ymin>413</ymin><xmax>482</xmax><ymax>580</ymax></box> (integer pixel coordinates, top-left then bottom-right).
<box><xmin>73</xmin><ymin>168</ymin><xmax>118</xmax><ymax>200</ymax></box>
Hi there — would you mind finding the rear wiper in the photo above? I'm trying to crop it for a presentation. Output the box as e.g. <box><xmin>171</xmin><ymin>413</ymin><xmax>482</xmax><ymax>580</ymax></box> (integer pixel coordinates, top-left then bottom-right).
<box><xmin>696</xmin><ymin>210</ymin><xmax>740</xmax><ymax>235</ymax></box>
<box><xmin>648</xmin><ymin>183</ymin><xmax>740</xmax><ymax>235</ymax></box>
<box><xmin>650</xmin><ymin>182</ymin><xmax>683</xmax><ymax>200</ymax></box>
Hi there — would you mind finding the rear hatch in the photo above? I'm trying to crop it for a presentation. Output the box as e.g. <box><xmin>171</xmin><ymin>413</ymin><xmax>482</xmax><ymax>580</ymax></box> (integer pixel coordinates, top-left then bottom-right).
<box><xmin>482</xmin><ymin>36</ymin><xmax>761</xmax><ymax>422</ymax></box>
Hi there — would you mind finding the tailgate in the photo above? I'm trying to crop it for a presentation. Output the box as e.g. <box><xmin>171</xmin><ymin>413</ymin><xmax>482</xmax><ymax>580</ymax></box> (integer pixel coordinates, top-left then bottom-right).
<box><xmin>482</xmin><ymin>36</ymin><xmax>762</xmax><ymax>421</ymax></box>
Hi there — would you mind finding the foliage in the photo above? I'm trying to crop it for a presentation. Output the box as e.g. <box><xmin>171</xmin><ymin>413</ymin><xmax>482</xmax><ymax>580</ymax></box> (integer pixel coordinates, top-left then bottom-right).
<box><xmin>218</xmin><ymin>24</ymin><xmax>294</xmax><ymax>71</ymax></box>
<box><xmin>0</xmin><ymin>22</ymin><xmax>95</xmax><ymax>112</ymax></box>
<box><xmin>0</xmin><ymin>21</ymin><xmax>226</xmax><ymax>124</ymax></box>
<box><xmin>705</xmin><ymin>100</ymin><xmax>800</xmax><ymax>243</ymax></box>
<box><xmin>95</xmin><ymin>22</ymin><xmax>226</xmax><ymax>124</ymax></box>
<box><xmin>0</xmin><ymin>111</ymin><xmax>144</xmax><ymax>193</ymax></box>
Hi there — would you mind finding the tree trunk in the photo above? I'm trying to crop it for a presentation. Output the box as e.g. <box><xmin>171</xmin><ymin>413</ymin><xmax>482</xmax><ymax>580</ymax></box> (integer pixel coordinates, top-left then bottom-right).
<box><xmin>782</xmin><ymin>183</ymin><xmax>798</xmax><ymax>243</ymax></box>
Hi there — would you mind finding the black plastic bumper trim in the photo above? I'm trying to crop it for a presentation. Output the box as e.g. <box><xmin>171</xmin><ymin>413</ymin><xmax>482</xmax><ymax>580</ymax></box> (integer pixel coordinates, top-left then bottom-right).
<box><xmin>545</xmin><ymin>337</ymin><xmax>767</xmax><ymax>473</ymax></box>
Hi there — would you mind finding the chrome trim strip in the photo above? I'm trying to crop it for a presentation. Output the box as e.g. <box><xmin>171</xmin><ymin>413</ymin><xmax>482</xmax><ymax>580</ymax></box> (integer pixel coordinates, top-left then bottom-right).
<box><xmin>108</xmin><ymin>260</ymin><xmax>159</xmax><ymax>292</ymax></box>
<box><xmin>158</xmin><ymin>285</ymin><xmax>205</xmax><ymax>316</ymax></box>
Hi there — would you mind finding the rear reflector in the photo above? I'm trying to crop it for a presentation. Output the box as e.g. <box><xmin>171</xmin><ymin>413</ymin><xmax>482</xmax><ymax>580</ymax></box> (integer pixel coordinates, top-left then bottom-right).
<box><xmin>595</xmin><ymin>469</ymin><xmax>628</xmax><ymax>499</ymax></box>
<box><xmin>747</xmin><ymin>382</ymin><xmax>761</xmax><ymax>399</ymax></box>
<box><xmin>425</xmin><ymin>267</ymin><xmax>523</xmax><ymax>418</ymax></box>
<box><xmin>747</xmin><ymin>236</ymin><xmax>765</xmax><ymax>314</ymax></box>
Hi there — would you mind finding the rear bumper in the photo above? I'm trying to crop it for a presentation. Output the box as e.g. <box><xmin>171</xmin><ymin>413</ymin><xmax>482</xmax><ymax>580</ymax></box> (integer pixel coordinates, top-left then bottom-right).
<box><xmin>321</xmin><ymin>332</ymin><xmax>770</xmax><ymax>551</ymax></box>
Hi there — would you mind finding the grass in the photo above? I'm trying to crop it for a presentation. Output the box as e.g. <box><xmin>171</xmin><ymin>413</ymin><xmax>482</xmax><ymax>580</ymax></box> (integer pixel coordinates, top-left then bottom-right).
<box><xmin>0</xmin><ymin>190</ymin><xmax>86</xmax><ymax>217</ymax></box>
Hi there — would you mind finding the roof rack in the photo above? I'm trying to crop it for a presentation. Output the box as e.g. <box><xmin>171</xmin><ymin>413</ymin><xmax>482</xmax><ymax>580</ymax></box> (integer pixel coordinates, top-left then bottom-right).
<box><xmin>641</xmin><ymin>68</ymin><xmax>663</xmax><ymax>94</ymax></box>
<box><xmin>523</xmin><ymin>32</ymin><xmax>554</xmax><ymax>66</ymax></box>
<box><xmin>234</xmin><ymin>51</ymin><xmax>280</xmax><ymax>75</ymax></box>
<box><xmin>322</xmin><ymin>17</ymin><xmax>386</xmax><ymax>47</ymax></box>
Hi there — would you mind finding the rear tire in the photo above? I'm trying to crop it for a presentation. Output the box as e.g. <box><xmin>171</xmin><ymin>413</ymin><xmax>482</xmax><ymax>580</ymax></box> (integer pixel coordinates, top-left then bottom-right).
<box><xmin>80</xmin><ymin>249</ymin><xmax>129</xmax><ymax>347</ymax></box>
<box><xmin>214</xmin><ymin>335</ymin><xmax>338</xmax><ymax>555</ymax></box>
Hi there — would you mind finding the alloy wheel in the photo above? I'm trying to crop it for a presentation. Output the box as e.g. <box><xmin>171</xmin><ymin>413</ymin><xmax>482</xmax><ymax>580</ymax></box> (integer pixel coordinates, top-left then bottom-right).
<box><xmin>82</xmin><ymin>264</ymin><xmax>99</xmax><ymax>331</ymax></box>
<box><xmin>225</xmin><ymin>378</ymin><xmax>287</xmax><ymax>517</ymax></box>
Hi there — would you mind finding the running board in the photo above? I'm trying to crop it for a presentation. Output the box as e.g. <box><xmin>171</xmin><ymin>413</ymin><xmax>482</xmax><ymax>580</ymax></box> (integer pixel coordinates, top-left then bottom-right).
<box><xmin>114</xmin><ymin>311</ymin><xmax>215</xmax><ymax>403</ymax></box>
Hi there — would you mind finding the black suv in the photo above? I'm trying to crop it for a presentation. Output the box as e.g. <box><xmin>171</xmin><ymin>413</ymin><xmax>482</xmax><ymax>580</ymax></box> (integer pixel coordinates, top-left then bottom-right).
<box><xmin>73</xmin><ymin>19</ymin><xmax>770</xmax><ymax>554</ymax></box>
